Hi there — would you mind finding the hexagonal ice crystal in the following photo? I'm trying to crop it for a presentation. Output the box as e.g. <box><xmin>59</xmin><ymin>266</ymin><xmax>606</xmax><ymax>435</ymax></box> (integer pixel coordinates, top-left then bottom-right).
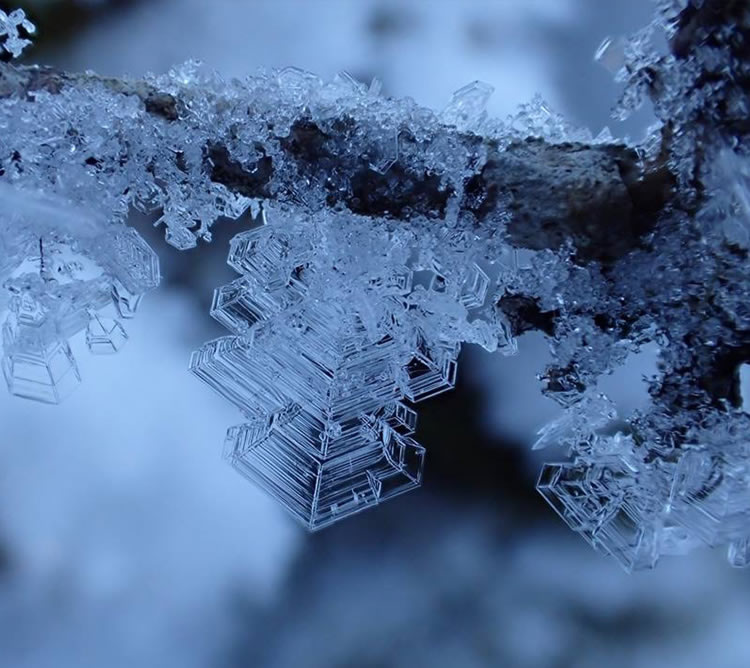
<box><xmin>86</xmin><ymin>315</ymin><xmax>128</xmax><ymax>354</ymax></box>
<box><xmin>2</xmin><ymin>338</ymin><xmax>81</xmax><ymax>403</ymax></box>
<box><xmin>225</xmin><ymin>417</ymin><xmax>424</xmax><ymax>530</ymax></box>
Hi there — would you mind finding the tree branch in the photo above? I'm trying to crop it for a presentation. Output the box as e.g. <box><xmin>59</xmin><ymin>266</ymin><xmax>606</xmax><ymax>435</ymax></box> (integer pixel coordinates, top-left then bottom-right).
<box><xmin>0</xmin><ymin>61</ymin><xmax>673</xmax><ymax>267</ymax></box>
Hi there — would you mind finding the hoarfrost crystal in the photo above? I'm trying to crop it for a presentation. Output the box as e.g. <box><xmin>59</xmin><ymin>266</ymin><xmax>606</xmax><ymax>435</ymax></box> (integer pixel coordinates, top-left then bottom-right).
<box><xmin>189</xmin><ymin>206</ymin><xmax>495</xmax><ymax>528</ymax></box>
<box><xmin>0</xmin><ymin>8</ymin><xmax>34</xmax><ymax>59</ymax></box>
<box><xmin>0</xmin><ymin>185</ymin><xmax>160</xmax><ymax>403</ymax></box>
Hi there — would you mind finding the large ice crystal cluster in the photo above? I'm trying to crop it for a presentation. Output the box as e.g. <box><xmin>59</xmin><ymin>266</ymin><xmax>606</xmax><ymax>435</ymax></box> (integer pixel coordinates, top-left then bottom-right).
<box><xmin>533</xmin><ymin>0</ymin><xmax>750</xmax><ymax>571</ymax></box>
<box><xmin>190</xmin><ymin>204</ymin><xmax>502</xmax><ymax>527</ymax></box>
<box><xmin>1</xmin><ymin>1</ymin><xmax>750</xmax><ymax>569</ymax></box>
<box><xmin>0</xmin><ymin>183</ymin><xmax>160</xmax><ymax>402</ymax></box>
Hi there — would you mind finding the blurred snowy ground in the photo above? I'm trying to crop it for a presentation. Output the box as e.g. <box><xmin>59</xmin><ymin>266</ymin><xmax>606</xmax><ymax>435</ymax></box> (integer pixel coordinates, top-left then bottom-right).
<box><xmin>1</xmin><ymin>1</ymin><xmax>749</xmax><ymax>667</ymax></box>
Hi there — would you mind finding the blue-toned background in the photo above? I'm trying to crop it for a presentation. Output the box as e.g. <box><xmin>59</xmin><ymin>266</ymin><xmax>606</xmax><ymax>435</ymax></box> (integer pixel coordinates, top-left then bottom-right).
<box><xmin>1</xmin><ymin>1</ymin><xmax>748</xmax><ymax>666</ymax></box>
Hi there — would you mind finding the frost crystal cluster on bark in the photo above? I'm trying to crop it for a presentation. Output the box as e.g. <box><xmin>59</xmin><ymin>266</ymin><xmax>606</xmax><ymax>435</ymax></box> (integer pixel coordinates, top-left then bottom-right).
<box><xmin>1</xmin><ymin>1</ymin><xmax>749</xmax><ymax>570</ymax></box>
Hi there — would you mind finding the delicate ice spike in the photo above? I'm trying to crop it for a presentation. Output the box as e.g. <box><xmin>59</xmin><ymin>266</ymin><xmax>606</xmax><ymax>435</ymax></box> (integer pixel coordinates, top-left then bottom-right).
<box><xmin>594</xmin><ymin>35</ymin><xmax>626</xmax><ymax>75</ymax></box>
<box><xmin>333</xmin><ymin>71</ymin><xmax>367</xmax><ymax>95</ymax></box>
<box><xmin>368</xmin><ymin>77</ymin><xmax>383</xmax><ymax>97</ymax></box>
<box><xmin>532</xmin><ymin>393</ymin><xmax>616</xmax><ymax>451</ymax></box>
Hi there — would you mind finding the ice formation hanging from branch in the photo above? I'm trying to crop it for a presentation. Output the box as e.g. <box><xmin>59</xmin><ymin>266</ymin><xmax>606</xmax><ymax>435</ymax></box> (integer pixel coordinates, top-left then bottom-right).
<box><xmin>1</xmin><ymin>1</ymin><xmax>749</xmax><ymax>571</ymax></box>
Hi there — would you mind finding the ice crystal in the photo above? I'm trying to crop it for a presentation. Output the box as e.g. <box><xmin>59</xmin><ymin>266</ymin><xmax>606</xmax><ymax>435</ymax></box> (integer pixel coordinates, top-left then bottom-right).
<box><xmin>0</xmin><ymin>184</ymin><xmax>160</xmax><ymax>402</ymax></box>
<box><xmin>0</xmin><ymin>9</ymin><xmax>34</xmax><ymax>60</ymax></box>
<box><xmin>189</xmin><ymin>207</ymin><xmax>496</xmax><ymax>528</ymax></box>
<box><xmin>441</xmin><ymin>80</ymin><xmax>494</xmax><ymax>130</ymax></box>
<box><xmin>532</xmin><ymin>0</ymin><xmax>750</xmax><ymax>571</ymax></box>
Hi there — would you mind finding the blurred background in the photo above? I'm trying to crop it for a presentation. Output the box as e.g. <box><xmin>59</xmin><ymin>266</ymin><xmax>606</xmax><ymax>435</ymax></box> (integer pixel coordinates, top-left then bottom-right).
<box><xmin>1</xmin><ymin>1</ymin><xmax>749</xmax><ymax>667</ymax></box>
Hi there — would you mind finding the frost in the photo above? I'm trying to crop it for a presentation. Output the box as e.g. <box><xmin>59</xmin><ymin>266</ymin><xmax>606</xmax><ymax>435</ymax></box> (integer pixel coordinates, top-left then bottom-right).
<box><xmin>441</xmin><ymin>80</ymin><xmax>494</xmax><ymax>130</ymax></box>
<box><xmin>189</xmin><ymin>208</ymin><xmax>484</xmax><ymax>528</ymax></box>
<box><xmin>0</xmin><ymin>8</ymin><xmax>34</xmax><ymax>60</ymax></box>
<box><xmin>1</xmin><ymin>1</ymin><xmax>750</xmax><ymax>567</ymax></box>
<box><xmin>0</xmin><ymin>185</ymin><xmax>160</xmax><ymax>403</ymax></box>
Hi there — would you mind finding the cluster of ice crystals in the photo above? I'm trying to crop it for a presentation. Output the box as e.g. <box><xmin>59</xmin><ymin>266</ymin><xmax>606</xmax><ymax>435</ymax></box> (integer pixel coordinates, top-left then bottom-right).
<box><xmin>4</xmin><ymin>0</ymin><xmax>750</xmax><ymax>565</ymax></box>
<box><xmin>533</xmin><ymin>0</ymin><xmax>750</xmax><ymax>571</ymax></box>
<box><xmin>190</xmin><ymin>204</ymin><xmax>508</xmax><ymax>528</ymax></box>
<box><xmin>0</xmin><ymin>184</ymin><xmax>159</xmax><ymax>403</ymax></box>
<box><xmin>540</xmin><ymin>409</ymin><xmax>750</xmax><ymax>572</ymax></box>
<box><xmin>441</xmin><ymin>81</ymin><xmax>494</xmax><ymax>131</ymax></box>
<box><xmin>0</xmin><ymin>8</ymin><xmax>34</xmax><ymax>60</ymax></box>
<box><xmin>0</xmin><ymin>54</ymin><xmax>530</xmax><ymax>521</ymax></box>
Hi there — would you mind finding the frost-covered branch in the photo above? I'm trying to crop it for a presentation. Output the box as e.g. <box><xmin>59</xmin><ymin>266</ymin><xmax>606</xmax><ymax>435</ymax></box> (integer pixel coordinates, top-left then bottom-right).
<box><xmin>0</xmin><ymin>60</ymin><xmax>671</xmax><ymax>262</ymax></box>
<box><xmin>1</xmin><ymin>1</ymin><xmax>750</xmax><ymax>570</ymax></box>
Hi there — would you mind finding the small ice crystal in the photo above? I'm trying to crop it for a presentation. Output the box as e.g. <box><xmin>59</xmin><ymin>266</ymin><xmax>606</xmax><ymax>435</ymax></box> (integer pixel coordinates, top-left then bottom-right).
<box><xmin>0</xmin><ymin>9</ymin><xmax>35</xmax><ymax>59</ymax></box>
<box><xmin>594</xmin><ymin>35</ymin><xmax>626</xmax><ymax>75</ymax></box>
<box><xmin>442</xmin><ymin>81</ymin><xmax>494</xmax><ymax>129</ymax></box>
<box><xmin>86</xmin><ymin>315</ymin><xmax>128</xmax><ymax>354</ymax></box>
<box><xmin>2</xmin><ymin>321</ymin><xmax>81</xmax><ymax>404</ymax></box>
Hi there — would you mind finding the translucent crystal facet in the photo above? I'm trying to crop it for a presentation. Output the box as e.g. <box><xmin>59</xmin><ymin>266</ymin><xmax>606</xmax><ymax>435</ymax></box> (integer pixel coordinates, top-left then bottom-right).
<box><xmin>86</xmin><ymin>315</ymin><xmax>128</xmax><ymax>354</ymax></box>
<box><xmin>0</xmin><ymin>8</ymin><xmax>35</xmax><ymax>59</ymax></box>
<box><xmin>442</xmin><ymin>81</ymin><xmax>494</xmax><ymax>129</ymax></box>
<box><xmin>2</xmin><ymin>322</ymin><xmax>81</xmax><ymax>404</ymax></box>
<box><xmin>538</xmin><ymin>457</ymin><xmax>659</xmax><ymax>573</ymax></box>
